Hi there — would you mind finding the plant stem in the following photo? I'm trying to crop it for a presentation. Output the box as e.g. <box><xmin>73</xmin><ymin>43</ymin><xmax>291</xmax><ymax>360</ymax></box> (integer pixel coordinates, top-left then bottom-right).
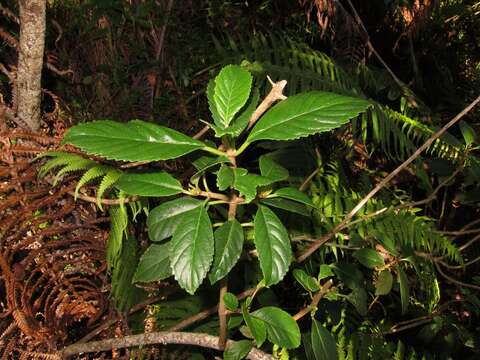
<box><xmin>60</xmin><ymin>331</ymin><xmax>273</xmax><ymax>360</ymax></box>
<box><xmin>202</xmin><ymin>146</ymin><xmax>228</xmax><ymax>158</ymax></box>
<box><xmin>292</xmin><ymin>280</ymin><xmax>333</xmax><ymax>321</ymax></box>
<box><xmin>234</xmin><ymin>140</ymin><xmax>250</xmax><ymax>157</ymax></box>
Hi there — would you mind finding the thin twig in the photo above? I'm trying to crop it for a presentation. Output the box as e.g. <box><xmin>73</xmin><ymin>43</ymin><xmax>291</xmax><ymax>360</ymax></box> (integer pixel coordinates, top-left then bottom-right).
<box><xmin>293</xmin><ymin>280</ymin><xmax>333</xmax><ymax>321</ymax></box>
<box><xmin>435</xmin><ymin>262</ymin><xmax>480</xmax><ymax>291</ymax></box>
<box><xmin>218</xmin><ymin>278</ymin><xmax>228</xmax><ymax>349</ymax></box>
<box><xmin>60</xmin><ymin>331</ymin><xmax>273</xmax><ymax>360</ymax></box>
<box><xmin>72</xmin><ymin>191</ymin><xmax>140</xmax><ymax>205</ymax></box>
<box><xmin>342</xmin><ymin>0</ymin><xmax>422</xmax><ymax>109</ymax></box>
<box><xmin>296</xmin><ymin>95</ymin><xmax>480</xmax><ymax>263</ymax></box>
<box><xmin>247</xmin><ymin>76</ymin><xmax>287</xmax><ymax>130</ymax></box>
<box><xmin>77</xmin><ymin>287</ymin><xmax>179</xmax><ymax>344</ymax></box>
<box><xmin>168</xmin><ymin>288</ymin><xmax>255</xmax><ymax>331</ymax></box>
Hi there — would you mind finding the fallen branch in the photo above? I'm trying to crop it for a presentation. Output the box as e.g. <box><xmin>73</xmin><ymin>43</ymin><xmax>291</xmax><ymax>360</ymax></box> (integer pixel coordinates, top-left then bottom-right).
<box><xmin>60</xmin><ymin>331</ymin><xmax>273</xmax><ymax>360</ymax></box>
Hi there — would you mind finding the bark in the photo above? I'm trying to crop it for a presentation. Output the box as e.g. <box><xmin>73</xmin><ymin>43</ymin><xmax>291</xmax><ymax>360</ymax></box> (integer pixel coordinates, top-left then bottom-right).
<box><xmin>60</xmin><ymin>331</ymin><xmax>273</xmax><ymax>360</ymax></box>
<box><xmin>16</xmin><ymin>0</ymin><xmax>46</xmax><ymax>131</ymax></box>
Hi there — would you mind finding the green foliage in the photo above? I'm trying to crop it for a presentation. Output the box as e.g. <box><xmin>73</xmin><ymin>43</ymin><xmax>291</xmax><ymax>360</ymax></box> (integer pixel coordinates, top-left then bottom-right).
<box><xmin>133</xmin><ymin>243</ymin><xmax>172</xmax><ymax>283</ymax></box>
<box><xmin>39</xmin><ymin>60</ymin><xmax>475</xmax><ymax>358</ymax></box>
<box><xmin>253</xmin><ymin>205</ymin><xmax>292</xmax><ymax>286</ymax></box>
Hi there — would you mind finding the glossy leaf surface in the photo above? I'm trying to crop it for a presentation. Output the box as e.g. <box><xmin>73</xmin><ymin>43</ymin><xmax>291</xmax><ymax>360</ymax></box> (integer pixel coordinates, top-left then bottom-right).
<box><xmin>147</xmin><ymin>198</ymin><xmax>203</xmax><ymax>242</ymax></box>
<box><xmin>260</xmin><ymin>198</ymin><xmax>310</xmax><ymax>217</ymax></box>
<box><xmin>242</xmin><ymin>303</ymin><xmax>266</xmax><ymax>347</ymax></box>
<box><xmin>272</xmin><ymin>187</ymin><xmax>314</xmax><ymax>207</ymax></box>
<box><xmin>64</xmin><ymin>120</ymin><xmax>205</xmax><ymax>161</ymax></box>
<box><xmin>170</xmin><ymin>206</ymin><xmax>214</xmax><ymax>294</ymax></box>
<box><xmin>311</xmin><ymin>320</ymin><xmax>338</xmax><ymax>360</ymax></box>
<box><xmin>254</xmin><ymin>205</ymin><xmax>292</xmax><ymax>286</ymax></box>
<box><xmin>133</xmin><ymin>243</ymin><xmax>171</xmax><ymax>283</ymax></box>
<box><xmin>116</xmin><ymin>172</ymin><xmax>182</xmax><ymax>197</ymax></box>
<box><xmin>213</xmin><ymin>65</ymin><xmax>253</xmax><ymax>128</ymax></box>
<box><xmin>209</xmin><ymin>219</ymin><xmax>244</xmax><ymax>284</ymax></box>
<box><xmin>251</xmin><ymin>307</ymin><xmax>301</xmax><ymax>349</ymax></box>
<box><xmin>223</xmin><ymin>340</ymin><xmax>252</xmax><ymax>360</ymax></box>
<box><xmin>247</xmin><ymin>92</ymin><xmax>370</xmax><ymax>143</ymax></box>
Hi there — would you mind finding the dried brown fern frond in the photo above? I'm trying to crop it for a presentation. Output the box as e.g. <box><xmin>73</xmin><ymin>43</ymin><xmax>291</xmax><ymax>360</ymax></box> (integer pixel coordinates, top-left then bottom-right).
<box><xmin>0</xmin><ymin>129</ymin><xmax>111</xmax><ymax>356</ymax></box>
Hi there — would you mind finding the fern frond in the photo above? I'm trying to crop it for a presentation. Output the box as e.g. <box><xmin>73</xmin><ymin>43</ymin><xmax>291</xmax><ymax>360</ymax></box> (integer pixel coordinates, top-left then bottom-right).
<box><xmin>106</xmin><ymin>205</ymin><xmax>128</xmax><ymax>269</ymax></box>
<box><xmin>74</xmin><ymin>165</ymin><xmax>111</xmax><ymax>199</ymax></box>
<box><xmin>110</xmin><ymin>233</ymin><xmax>146</xmax><ymax>311</ymax></box>
<box><xmin>213</xmin><ymin>31</ymin><xmax>358</xmax><ymax>96</ymax></box>
<box><xmin>96</xmin><ymin>169</ymin><xmax>122</xmax><ymax>210</ymax></box>
<box><xmin>38</xmin><ymin>152</ymin><xmax>93</xmax><ymax>178</ymax></box>
<box><xmin>367</xmin><ymin>210</ymin><xmax>461</xmax><ymax>262</ymax></box>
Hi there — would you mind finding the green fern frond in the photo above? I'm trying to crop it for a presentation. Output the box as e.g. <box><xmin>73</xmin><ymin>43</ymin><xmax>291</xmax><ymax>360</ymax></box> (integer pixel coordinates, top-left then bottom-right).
<box><xmin>310</xmin><ymin>168</ymin><xmax>461</xmax><ymax>262</ymax></box>
<box><xmin>53</xmin><ymin>158</ymin><xmax>96</xmax><ymax>185</ymax></box>
<box><xmin>213</xmin><ymin>31</ymin><xmax>358</xmax><ymax>96</ymax></box>
<box><xmin>110</xmin><ymin>233</ymin><xmax>146</xmax><ymax>311</ymax></box>
<box><xmin>96</xmin><ymin>169</ymin><xmax>122</xmax><ymax>210</ymax></box>
<box><xmin>74</xmin><ymin>165</ymin><xmax>111</xmax><ymax>199</ymax></box>
<box><xmin>38</xmin><ymin>152</ymin><xmax>93</xmax><ymax>178</ymax></box>
<box><xmin>214</xmin><ymin>31</ymin><xmax>462</xmax><ymax>163</ymax></box>
<box><xmin>107</xmin><ymin>204</ymin><xmax>128</xmax><ymax>269</ymax></box>
<box><xmin>368</xmin><ymin>210</ymin><xmax>461</xmax><ymax>262</ymax></box>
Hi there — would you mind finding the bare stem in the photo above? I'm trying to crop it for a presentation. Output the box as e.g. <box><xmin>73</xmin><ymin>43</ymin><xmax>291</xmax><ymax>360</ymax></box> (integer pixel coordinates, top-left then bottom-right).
<box><xmin>293</xmin><ymin>280</ymin><xmax>333</xmax><ymax>321</ymax></box>
<box><xmin>247</xmin><ymin>76</ymin><xmax>287</xmax><ymax>131</ymax></box>
<box><xmin>60</xmin><ymin>331</ymin><xmax>273</xmax><ymax>360</ymax></box>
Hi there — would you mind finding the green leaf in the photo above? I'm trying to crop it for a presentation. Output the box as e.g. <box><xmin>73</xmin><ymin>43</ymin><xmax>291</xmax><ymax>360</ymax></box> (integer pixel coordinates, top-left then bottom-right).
<box><xmin>218</xmin><ymin>166</ymin><xmax>272</xmax><ymax>203</ymax></box>
<box><xmin>260</xmin><ymin>198</ymin><xmax>310</xmax><ymax>217</ymax></box>
<box><xmin>147</xmin><ymin>198</ymin><xmax>203</xmax><ymax>242</ymax></box>
<box><xmin>224</xmin><ymin>340</ymin><xmax>253</xmax><ymax>360</ymax></box>
<box><xmin>251</xmin><ymin>307</ymin><xmax>301</xmax><ymax>349</ymax></box>
<box><xmin>191</xmin><ymin>155</ymin><xmax>230</xmax><ymax>183</ymax></box>
<box><xmin>234</xmin><ymin>170</ymin><xmax>272</xmax><ymax>203</ymax></box>
<box><xmin>170</xmin><ymin>206</ymin><xmax>214</xmax><ymax>294</ymax></box>
<box><xmin>254</xmin><ymin>206</ymin><xmax>292</xmax><ymax>286</ymax></box>
<box><xmin>318</xmin><ymin>264</ymin><xmax>334</xmax><ymax>281</ymax></box>
<box><xmin>110</xmin><ymin>235</ymin><xmax>146</xmax><ymax>311</ymax></box>
<box><xmin>214</xmin><ymin>88</ymin><xmax>260</xmax><ymax>138</ymax></box>
<box><xmin>247</xmin><ymin>92</ymin><xmax>370</xmax><ymax>143</ymax></box>
<box><xmin>293</xmin><ymin>269</ymin><xmax>320</xmax><ymax>292</ymax></box>
<box><xmin>460</xmin><ymin>120</ymin><xmax>477</xmax><ymax>145</ymax></box>
<box><xmin>311</xmin><ymin>320</ymin><xmax>338</xmax><ymax>360</ymax></box>
<box><xmin>115</xmin><ymin>172</ymin><xmax>183</xmax><ymax>197</ymax></box>
<box><xmin>242</xmin><ymin>303</ymin><xmax>266</xmax><ymax>347</ymax></box>
<box><xmin>348</xmin><ymin>286</ymin><xmax>367</xmax><ymax>316</ymax></box>
<box><xmin>397</xmin><ymin>267</ymin><xmax>410</xmax><ymax>314</ymax></box>
<box><xmin>63</xmin><ymin>119</ymin><xmax>205</xmax><ymax>162</ymax></box>
<box><xmin>133</xmin><ymin>243</ymin><xmax>172</xmax><ymax>283</ymax></box>
<box><xmin>209</xmin><ymin>219</ymin><xmax>244</xmax><ymax>284</ymax></box>
<box><xmin>207</xmin><ymin>78</ymin><xmax>223</xmax><ymax>127</ymax></box>
<box><xmin>353</xmin><ymin>249</ymin><xmax>385</xmax><ymax>269</ymax></box>
<box><xmin>375</xmin><ymin>270</ymin><xmax>393</xmax><ymax>296</ymax></box>
<box><xmin>331</xmin><ymin>262</ymin><xmax>364</xmax><ymax>290</ymax></box>
<box><xmin>223</xmin><ymin>292</ymin><xmax>239</xmax><ymax>311</ymax></box>
<box><xmin>214</xmin><ymin>65</ymin><xmax>253</xmax><ymax>128</ymax></box>
<box><xmin>271</xmin><ymin>187</ymin><xmax>314</xmax><ymax>207</ymax></box>
<box><xmin>217</xmin><ymin>164</ymin><xmax>235</xmax><ymax>191</ymax></box>
<box><xmin>259</xmin><ymin>155</ymin><xmax>289</xmax><ymax>183</ymax></box>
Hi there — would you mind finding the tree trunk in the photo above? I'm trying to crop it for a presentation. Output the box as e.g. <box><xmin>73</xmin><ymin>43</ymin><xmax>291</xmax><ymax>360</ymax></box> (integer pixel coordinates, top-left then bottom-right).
<box><xmin>16</xmin><ymin>0</ymin><xmax>46</xmax><ymax>132</ymax></box>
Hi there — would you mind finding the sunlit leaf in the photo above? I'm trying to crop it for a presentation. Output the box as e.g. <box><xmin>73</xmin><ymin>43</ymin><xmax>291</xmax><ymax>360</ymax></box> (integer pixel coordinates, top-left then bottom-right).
<box><xmin>170</xmin><ymin>206</ymin><xmax>214</xmax><ymax>294</ymax></box>
<box><xmin>254</xmin><ymin>206</ymin><xmax>292</xmax><ymax>286</ymax></box>
<box><xmin>63</xmin><ymin>120</ymin><xmax>205</xmax><ymax>161</ymax></box>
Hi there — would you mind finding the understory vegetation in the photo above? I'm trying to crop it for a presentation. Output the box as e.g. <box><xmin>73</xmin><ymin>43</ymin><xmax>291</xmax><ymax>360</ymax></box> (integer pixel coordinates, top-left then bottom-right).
<box><xmin>1</xmin><ymin>1</ymin><xmax>480</xmax><ymax>359</ymax></box>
